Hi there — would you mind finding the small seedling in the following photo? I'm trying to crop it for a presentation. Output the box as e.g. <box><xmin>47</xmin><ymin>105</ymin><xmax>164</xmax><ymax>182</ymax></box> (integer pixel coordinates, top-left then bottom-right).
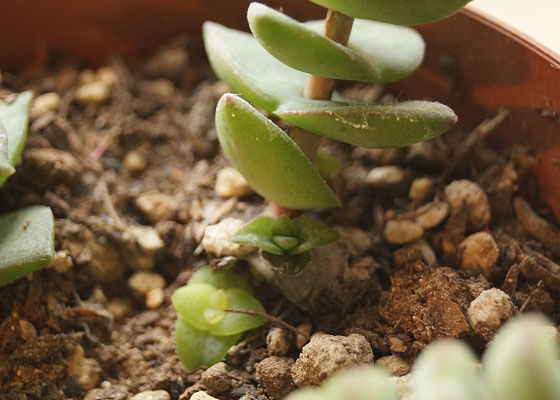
<box><xmin>285</xmin><ymin>314</ymin><xmax>560</xmax><ymax>400</ymax></box>
<box><xmin>0</xmin><ymin>92</ymin><xmax>55</xmax><ymax>287</ymax></box>
<box><xmin>172</xmin><ymin>266</ymin><xmax>266</xmax><ymax>371</ymax></box>
<box><xmin>203</xmin><ymin>0</ymin><xmax>468</xmax><ymax>264</ymax></box>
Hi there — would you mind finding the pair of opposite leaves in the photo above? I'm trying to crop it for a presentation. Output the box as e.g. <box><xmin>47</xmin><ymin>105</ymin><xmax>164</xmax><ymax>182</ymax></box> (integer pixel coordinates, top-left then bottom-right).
<box><xmin>205</xmin><ymin>2</ymin><xmax>464</xmax><ymax>210</ymax></box>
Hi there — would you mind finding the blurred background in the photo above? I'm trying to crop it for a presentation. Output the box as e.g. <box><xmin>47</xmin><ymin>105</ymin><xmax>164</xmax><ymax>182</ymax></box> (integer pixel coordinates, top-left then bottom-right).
<box><xmin>471</xmin><ymin>0</ymin><xmax>560</xmax><ymax>54</ymax></box>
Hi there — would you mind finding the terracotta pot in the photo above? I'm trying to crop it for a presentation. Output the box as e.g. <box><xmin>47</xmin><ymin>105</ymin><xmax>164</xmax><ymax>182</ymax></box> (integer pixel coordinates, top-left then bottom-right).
<box><xmin>2</xmin><ymin>1</ymin><xmax>560</xmax><ymax>217</ymax></box>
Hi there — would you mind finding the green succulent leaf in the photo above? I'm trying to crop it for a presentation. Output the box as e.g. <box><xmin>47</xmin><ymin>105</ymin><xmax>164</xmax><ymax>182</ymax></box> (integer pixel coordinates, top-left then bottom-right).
<box><xmin>232</xmin><ymin>217</ymin><xmax>285</xmax><ymax>255</ymax></box>
<box><xmin>188</xmin><ymin>265</ymin><xmax>253</xmax><ymax>293</ymax></box>
<box><xmin>286</xmin><ymin>366</ymin><xmax>399</xmax><ymax>400</ymax></box>
<box><xmin>411</xmin><ymin>340</ymin><xmax>485</xmax><ymax>400</ymax></box>
<box><xmin>290</xmin><ymin>216</ymin><xmax>340</xmax><ymax>255</ymax></box>
<box><xmin>0</xmin><ymin>91</ymin><xmax>33</xmax><ymax>188</ymax></box>
<box><xmin>204</xmin><ymin>22</ymin><xmax>456</xmax><ymax>149</ymax></box>
<box><xmin>175</xmin><ymin>315</ymin><xmax>241</xmax><ymax>372</ymax></box>
<box><xmin>483</xmin><ymin>314</ymin><xmax>560</xmax><ymax>400</ymax></box>
<box><xmin>216</xmin><ymin>93</ymin><xmax>340</xmax><ymax>209</ymax></box>
<box><xmin>172</xmin><ymin>283</ymin><xmax>218</xmax><ymax>331</ymax></box>
<box><xmin>209</xmin><ymin>288</ymin><xmax>267</xmax><ymax>336</ymax></box>
<box><xmin>0</xmin><ymin>206</ymin><xmax>55</xmax><ymax>287</ymax></box>
<box><xmin>248</xmin><ymin>3</ymin><xmax>424</xmax><ymax>83</ymax></box>
<box><xmin>306</xmin><ymin>0</ymin><xmax>471</xmax><ymax>25</ymax></box>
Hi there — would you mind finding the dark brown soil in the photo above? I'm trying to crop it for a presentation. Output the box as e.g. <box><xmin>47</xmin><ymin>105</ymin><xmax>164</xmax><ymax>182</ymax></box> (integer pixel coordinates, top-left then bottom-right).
<box><xmin>1</xmin><ymin>36</ymin><xmax>560</xmax><ymax>400</ymax></box>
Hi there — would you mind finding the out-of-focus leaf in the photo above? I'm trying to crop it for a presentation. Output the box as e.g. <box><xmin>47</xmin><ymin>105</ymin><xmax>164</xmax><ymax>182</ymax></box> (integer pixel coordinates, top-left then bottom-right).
<box><xmin>204</xmin><ymin>23</ymin><xmax>456</xmax><ymax>149</ymax></box>
<box><xmin>0</xmin><ymin>91</ymin><xmax>33</xmax><ymax>187</ymax></box>
<box><xmin>248</xmin><ymin>4</ymin><xmax>424</xmax><ymax>82</ymax></box>
<box><xmin>175</xmin><ymin>316</ymin><xmax>241</xmax><ymax>372</ymax></box>
<box><xmin>0</xmin><ymin>206</ymin><xmax>55</xmax><ymax>287</ymax></box>
<box><xmin>0</xmin><ymin>122</ymin><xmax>15</xmax><ymax>177</ymax></box>
<box><xmin>188</xmin><ymin>265</ymin><xmax>253</xmax><ymax>293</ymax></box>
<box><xmin>216</xmin><ymin>93</ymin><xmax>340</xmax><ymax>209</ymax></box>
<box><xmin>306</xmin><ymin>0</ymin><xmax>472</xmax><ymax>26</ymax></box>
<box><xmin>209</xmin><ymin>288</ymin><xmax>267</xmax><ymax>336</ymax></box>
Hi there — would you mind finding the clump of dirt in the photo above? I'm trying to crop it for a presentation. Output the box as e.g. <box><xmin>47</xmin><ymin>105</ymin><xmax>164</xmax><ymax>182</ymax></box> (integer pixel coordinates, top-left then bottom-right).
<box><xmin>1</xmin><ymin>36</ymin><xmax>560</xmax><ymax>400</ymax></box>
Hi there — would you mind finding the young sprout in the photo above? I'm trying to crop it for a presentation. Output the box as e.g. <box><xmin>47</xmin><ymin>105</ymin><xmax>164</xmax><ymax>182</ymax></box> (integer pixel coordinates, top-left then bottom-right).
<box><xmin>172</xmin><ymin>266</ymin><xmax>266</xmax><ymax>371</ymax></box>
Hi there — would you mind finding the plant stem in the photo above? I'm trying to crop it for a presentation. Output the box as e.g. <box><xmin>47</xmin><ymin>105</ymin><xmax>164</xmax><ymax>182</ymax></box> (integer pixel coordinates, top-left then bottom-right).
<box><xmin>224</xmin><ymin>308</ymin><xmax>310</xmax><ymax>340</ymax></box>
<box><xmin>292</xmin><ymin>9</ymin><xmax>354</xmax><ymax>162</ymax></box>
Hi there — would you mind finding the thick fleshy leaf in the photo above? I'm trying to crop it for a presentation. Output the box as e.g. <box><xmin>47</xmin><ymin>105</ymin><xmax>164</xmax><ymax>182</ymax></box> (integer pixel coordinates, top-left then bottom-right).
<box><xmin>290</xmin><ymin>216</ymin><xmax>340</xmax><ymax>255</ymax></box>
<box><xmin>216</xmin><ymin>93</ymin><xmax>340</xmax><ymax>209</ymax></box>
<box><xmin>209</xmin><ymin>288</ymin><xmax>267</xmax><ymax>336</ymax></box>
<box><xmin>172</xmin><ymin>283</ymin><xmax>217</xmax><ymax>331</ymax></box>
<box><xmin>204</xmin><ymin>22</ymin><xmax>456</xmax><ymax>149</ymax></box>
<box><xmin>188</xmin><ymin>265</ymin><xmax>253</xmax><ymax>293</ymax></box>
<box><xmin>0</xmin><ymin>91</ymin><xmax>33</xmax><ymax>187</ymax></box>
<box><xmin>232</xmin><ymin>217</ymin><xmax>285</xmax><ymax>255</ymax></box>
<box><xmin>175</xmin><ymin>316</ymin><xmax>241</xmax><ymax>372</ymax></box>
<box><xmin>0</xmin><ymin>122</ymin><xmax>15</xmax><ymax>177</ymax></box>
<box><xmin>411</xmin><ymin>340</ymin><xmax>485</xmax><ymax>400</ymax></box>
<box><xmin>0</xmin><ymin>206</ymin><xmax>55</xmax><ymax>287</ymax></box>
<box><xmin>248</xmin><ymin>3</ymin><xmax>424</xmax><ymax>82</ymax></box>
<box><xmin>306</xmin><ymin>0</ymin><xmax>472</xmax><ymax>26</ymax></box>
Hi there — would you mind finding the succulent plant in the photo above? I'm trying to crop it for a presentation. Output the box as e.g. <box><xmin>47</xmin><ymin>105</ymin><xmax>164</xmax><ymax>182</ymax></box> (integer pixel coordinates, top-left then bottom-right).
<box><xmin>203</xmin><ymin>0</ymin><xmax>465</xmax><ymax>263</ymax></box>
<box><xmin>0</xmin><ymin>92</ymin><xmax>55</xmax><ymax>287</ymax></box>
<box><xmin>285</xmin><ymin>314</ymin><xmax>560</xmax><ymax>400</ymax></box>
<box><xmin>172</xmin><ymin>266</ymin><xmax>266</xmax><ymax>371</ymax></box>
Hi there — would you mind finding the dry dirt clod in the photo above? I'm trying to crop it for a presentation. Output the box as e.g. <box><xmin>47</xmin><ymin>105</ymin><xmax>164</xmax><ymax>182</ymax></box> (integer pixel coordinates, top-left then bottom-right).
<box><xmin>200</xmin><ymin>362</ymin><xmax>231</xmax><ymax>394</ymax></box>
<box><xmin>130</xmin><ymin>390</ymin><xmax>171</xmax><ymax>400</ymax></box>
<box><xmin>31</xmin><ymin>92</ymin><xmax>61</xmax><ymax>117</ymax></box>
<box><xmin>384</xmin><ymin>220</ymin><xmax>424</xmax><ymax>245</ymax></box>
<box><xmin>267</xmin><ymin>327</ymin><xmax>291</xmax><ymax>356</ymax></box>
<box><xmin>256</xmin><ymin>356</ymin><xmax>296</xmax><ymax>399</ymax></box>
<box><xmin>376</xmin><ymin>355</ymin><xmax>410</xmax><ymax>376</ymax></box>
<box><xmin>444</xmin><ymin>180</ymin><xmax>491</xmax><ymax>230</ymax></box>
<box><xmin>467</xmin><ymin>288</ymin><xmax>514</xmax><ymax>341</ymax></box>
<box><xmin>190</xmin><ymin>392</ymin><xmax>218</xmax><ymax>400</ymax></box>
<box><xmin>415</xmin><ymin>201</ymin><xmax>449</xmax><ymax>229</ymax></box>
<box><xmin>215</xmin><ymin>167</ymin><xmax>252</xmax><ymax>199</ymax></box>
<box><xmin>202</xmin><ymin>217</ymin><xmax>256</xmax><ymax>257</ymax></box>
<box><xmin>67</xmin><ymin>344</ymin><xmax>102</xmax><ymax>391</ymax></box>
<box><xmin>128</xmin><ymin>272</ymin><xmax>166</xmax><ymax>296</ymax></box>
<box><xmin>291</xmin><ymin>333</ymin><xmax>373</xmax><ymax>387</ymax></box>
<box><xmin>409</xmin><ymin>177</ymin><xmax>434</xmax><ymax>202</ymax></box>
<box><xmin>75</xmin><ymin>81</ymin><xmax>111</xmax><ymax>105</ymax></box>
<box><xmin>457</xmin><ymin>231</ymin><xmax>499</xmax><ymax>277</ymax></box>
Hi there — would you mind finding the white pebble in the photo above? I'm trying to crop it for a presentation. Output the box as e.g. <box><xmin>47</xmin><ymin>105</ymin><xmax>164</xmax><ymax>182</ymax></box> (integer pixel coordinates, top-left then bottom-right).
<box><xmin>31</xmin><ymin>92</ymin><xmax>60</xmax><ymax>117</ymax></box>
<box><xmin>467</xmin><ymin>288</ymin><xmax>514</xmax><ymax>340</ymax></box>
<box><xmin>409</xmin><ymin>177</ymin><xmax>434</xmax><ymax>202</ymax></box>
<box><xmin>128</xmin><ymin>272</ymin><xmax>166</xmax><ymax>295</ymax></box>
<box><xmin>123</xmin><ymin>151</ymin><xmax>147</xmax><ymax>172</ymax></box>
<box><xmin>202</xmin><ymin>218</ymin><xmax>256</xmax><ymax>257</ymax></box>
<box><xmin>384</xmin><ymin>220</ymin><xmax>424</xmax><ymax>244</ymax></box>
<box><xmin>75</xmin><ymin>81</ymin><xmax>110</xmax><ymax>105</ymax></box>
<box><xmin>49</xmin><ymin>250</ymin><xmax>73</xmax><ymax>273</ymax></box>
<box><xmin>366</xmin><ymin>166</ymin><xmax>406</xmax><ymax>186</ymax></box>
<box><xmin>130</xmin><ymin>390</ymin><xmax>171</xmax><ymax>400</ymax></box>
<box><xmin>215</xmin><ymin>167</ymin><xmax>252</xmax><ymax>199</ymax></box>
<box><xmin>191</xmin><ymin>392</ymin><xmax>218</xmax><ymax>400</ymax></box>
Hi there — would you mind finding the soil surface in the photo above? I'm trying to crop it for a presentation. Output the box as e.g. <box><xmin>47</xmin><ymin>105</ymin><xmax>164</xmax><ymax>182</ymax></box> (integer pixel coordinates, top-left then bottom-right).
<box><xmin>1</xmin><ymin>36</ymin><xmax>560</xmax><ymax>400</ymax></box>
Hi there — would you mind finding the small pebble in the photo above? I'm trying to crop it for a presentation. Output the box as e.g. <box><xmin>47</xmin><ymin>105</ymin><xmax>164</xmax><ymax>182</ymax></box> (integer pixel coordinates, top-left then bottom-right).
<box><xmin>458</xmin><ymin>231</ymin><xmax>499</xmax><ymax>276</ymax></box>
<box><xmin>67</xmin><ymin>345</ymin><xmax>102</xmax><ymax>390</ymax></box>
<box><xmin>145</xmin><ymin>288</ymin><xmax>165</xmax><ymax>309</ymax></box>
<box><xmin>79</xmin><ymin>69</ymin><xmax>97</xmax><ymax>84</ymax></box>
<box><xmin>415</xmin><ymin>201</ymin><xmax>449</xmax><ymax>229</ymax></box>
<box><xmin>376</xmin><ymin>355</ymin><xmax>410</xmax><ymax>376</ymax></box>
<box><xmin>200</xmin><ymin>362</ymin><xmax>231</xmax><ymax>394</ymax></box>
<box><xmin>135</xmin><ymin>192</ymin><xmax>176</xmax><ymax>223</ymax></box>
<box><xmin>130</xmin><ymin>390</ymin><xmax>171</xmax><ymax>400</ymax></box>
<box><xmin>126</xmin><ymin>225</ymin><xmax>164</xmax><ymax>271</ymax></box>
<box><xmin>123</xmin><ymin>151</ymin><xmax>147</xmax><ymax>172</ymax></box>
<box><xmin>365</xmin><ymin>165</ymin><xmax>406</xmax><ymax>186</ymax></box>
<box><xmin>107</xmin><ymin>297</ymin><xmax>134</xmax><ymax>319</ymax></box>
<box><xmin>296</xmin><ymin>322</ymin><xmax>312</xmax><ymax>349</ymax></box>
<box><xmin>292</xmin><ymin>333</ymin><xmax>373</xmax><ymax>387</ymax></box>
<box><xmin>384</xmin><ymin>220</ymin><xmax>424</xmax><ymax>245</ymax></box>
<box><xmin>256</xmin><ymin>357</ymin><xmax>295</xmax><ymax>399</ymax></box>
<box><xmin>409</xmin><ymin>177</ymin><xmax>434</xmax><ymax>202</ymax></box>
<box><xmin>49</xmin><ymin>250</ymin><xmax>73</xmax><ymax>273</ymax></box>
<box><xmin>84</xmin><ymin>385</ymin><xmax>129</xmax><ymax>400</ymax></box>
<box><xmin>467</xmin><ymin>288</ymin><xmax>514</xmax><ymax>341</ymax></box>
<box><xmin>31</xmin><ymin>92</ymin><xmax>60</xmax><ymax>117</ymax></box>
<box><xmin>96</xmin><ymin>67</ymin><xmax>119</xmax><ymax>87</ymax></box>
<box><xmin>190</xmin><ymin>392</ymin><xmax>218</xmax><ymax>400</ymax></box>
<box><xmin>128</xmin><ymin>272</ymin><xmax>166</xmax><ymax>296</ymax></box>
<box><xmin>444</xmin><ymin>180</ymin><xmax>491</xmax><ymax>230</ymax></box>
<box><xmin>267</xmin><ymin>327</ymin><xmax>290</xmax><ymax>356</ymax></box>
<box><xmin>75</xmin><ymin>81</ymin><xmax>111</xmax><ymax>105</ymax></box>
<box><xmin>142</xmin><ymin>79</ymin><xmax>176</xmax><ymax>98</ymax></box>
<box><xmin>215</xmin><ymin>167</ymin><xmax>252</xmax><ymax>199</ymax></box>
<box><xmin>202</xmin><ymin>218</ymin><xmax>256</xmax><ymax>257</ymax></box>
<box><xmin>18</xmin><ymin>319</ymin><xmax>37</xmax><ymax>341</ymax></box>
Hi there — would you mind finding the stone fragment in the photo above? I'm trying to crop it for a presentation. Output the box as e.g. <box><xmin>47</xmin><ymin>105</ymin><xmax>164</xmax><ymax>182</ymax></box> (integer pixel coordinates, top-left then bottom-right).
<box><xmin>409</xmin><ymin>177</ymin><xmax>434</xmax><ymax>202</ymax></box>
<box><xmin>75</xmin><ymin>81</ymin><xmax>111</xmax><ymax>105</ymax></box>
<box><xmin>31</xmin><ymin>92</ymin><xmax>60</xmax><ymax>117</ymax></box>
<box><xmin>467</xmin><ymin>288</ymin><xmax>514</xmax><ymax>341</ymax></box>
<box><xmin>415</xmin><ymin>201</ymin><xmax>449</xmax><ymax>229</ymax></box>
<box><xmin>458</xmin><ymin>232</ymin><xmax>499</xmax><ymax>277</ymax></box>
<box><xmin>135</xmin><ymin>192</ymin><xmax>176</xmax><ymax>223</ymax></box>
<box><xmin>376</xmin><ymin>355</ymin><xmax>410</xmax><ymax>376</ymax></box>
<box><xmin>200</xmin><ymin>362</ymin><xmax>231</xmax><ymax>394</ymax></box>
<box><xmin>49</xmin><ymin>250</ymin><xmax>73</xmax><ymax>273</ymax></box>
<box><xmin>215</xmin><ymin>167</ymin><xmax>252</xmax><ymax>199</ymax></box>
<box><xmin>202</xmin><ymin>218</ymin><xmax>255</xmax><ymax>257</ymax></box>
<box><xmin>366</xmin><ymin>165</ymin><xmax>406</xmax><ymax>186</ymax></box>
<box><xmin>125</xmin><ymin>225</ymin><xmax>165</xmax><ymax>271</ymax></box>
<box><xmin>128</xmin><ymin>272</ymin><xmax>166</xmax><ymax>296</ymax></box>
<box><xmin>444</xmin><ymin>180</ymin><xmax>491</xmax><ymax>230</ymax></box>
<box><xmin>384</xmin><ymin>220</ymin><xmax>424</xmax><ymax>245</ymax></box>
<box><xmin>130</xmin><ymin>390</ymin><xmax>171</xmax><ymax>400</ymax></box>
<box><xmin>123</xmin><ymin>151</ymin><xmax>147</xmax><ymax>172</ymax></box>
<box><xmin>67</xmin><ymin>345</ymin><xmax>102</xmax><ymax>390</ymax></box>
<box><xmin>18</xmin><ymin>319</ymin><xmax>37</xmax><ymax>341</ymax></box>
<box><xmin>291</xmin><ymin>333</ymin><xmax>373</xmax><ymax>387</ymax></box>
<box><xmin>267</xmin><ymin>327</ymin><xmax>290</xmax><ymax>356</ymax></box>
<box><xmin>296</xmin><ymin>323</ymin><xmax>312</xmax><ymax>349</ymax></box>
<box><xmin>145</xmin><ymin>288</ymin><xmax>165</xmax><ymax>309</ymax></box>
<box><xmin>256</xmin><ymin>356</ymin><xmax>295</xmax><ymax>399</ymax></box>
<box><xmin>190</xmin><ymin>392</ymin><xmax>218</xmax><ymax>400</ymax></box>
